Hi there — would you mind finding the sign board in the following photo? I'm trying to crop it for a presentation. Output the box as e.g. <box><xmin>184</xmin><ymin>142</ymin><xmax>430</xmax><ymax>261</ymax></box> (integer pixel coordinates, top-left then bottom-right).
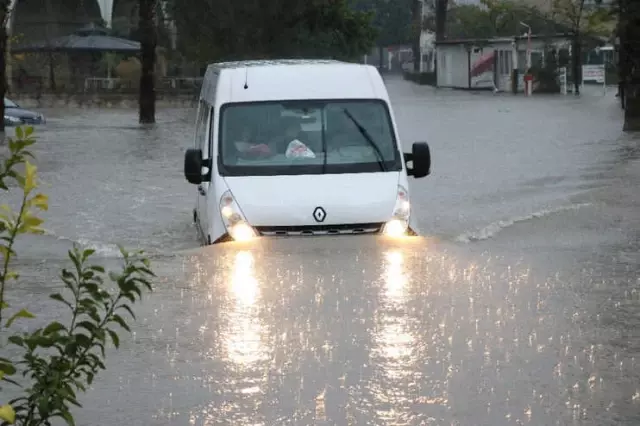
<box><xmin>582</xmin><ymin>64</ymin><xmax>605</xmax><ymax>84</ymax></box>
<box><xmin>469</xmin><ymin>48</ymin><xmax>496</xmax><ymax>89</ymax></box>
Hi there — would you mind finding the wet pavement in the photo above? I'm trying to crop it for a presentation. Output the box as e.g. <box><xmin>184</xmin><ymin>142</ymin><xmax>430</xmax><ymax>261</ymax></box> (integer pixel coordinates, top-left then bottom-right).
<box><xmin>3</xmin><ymin>76</ymin><xmax>640</xmax><ymax>425</ymax></box>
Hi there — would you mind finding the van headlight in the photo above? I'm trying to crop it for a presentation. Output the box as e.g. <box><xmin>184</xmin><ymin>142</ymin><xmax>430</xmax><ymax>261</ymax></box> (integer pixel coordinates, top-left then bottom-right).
<box><xmin>219</xmin><ymin>190</ymin><xmax>257</xmax><ymax>241</ymax></box>
<box><xmin>382</xmin><ymin>185</ymin><xmax>410</xmax><ymax>237</ymax></box>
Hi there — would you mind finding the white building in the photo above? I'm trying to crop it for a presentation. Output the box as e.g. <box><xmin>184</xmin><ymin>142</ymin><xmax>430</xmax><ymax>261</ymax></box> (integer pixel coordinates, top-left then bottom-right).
<box><xmin>435</xmin><ymin>34</ymin><xmax>573</xmax><ymax>91</ymax></box>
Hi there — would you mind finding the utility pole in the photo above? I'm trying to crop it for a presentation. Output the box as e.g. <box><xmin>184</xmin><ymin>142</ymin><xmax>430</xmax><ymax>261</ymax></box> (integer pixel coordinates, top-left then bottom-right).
<box><xmin>520</xmin><ymin>21</ymin><xmax>532</xmax><ymax>96</ymax></box>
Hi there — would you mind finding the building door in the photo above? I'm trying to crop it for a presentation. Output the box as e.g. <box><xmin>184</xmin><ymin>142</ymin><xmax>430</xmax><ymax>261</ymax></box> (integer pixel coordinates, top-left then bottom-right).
<box><xmin>496</xmin><ymin>50</ymin><xmax>513</xmax><ymax>91</ymax></box>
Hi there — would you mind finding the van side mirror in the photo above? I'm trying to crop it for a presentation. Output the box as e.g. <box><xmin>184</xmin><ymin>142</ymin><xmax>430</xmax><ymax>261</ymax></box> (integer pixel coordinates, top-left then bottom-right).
<box><xmin>184</xmin><ymin>148</ymin><xmax>204</xmax><ymax>184</ymax></box>
<box><xmin>404</xmin><ymin>142</ymin><xmax>431</xmax><ymax>178</ymax></box>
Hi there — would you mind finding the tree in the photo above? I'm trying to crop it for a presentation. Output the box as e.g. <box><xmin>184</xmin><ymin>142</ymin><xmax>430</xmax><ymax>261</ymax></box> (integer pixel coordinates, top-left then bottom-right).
<box><xmin>169</xmin><ymin>0</ymin><xmax>376</xmax><ymax>64</ymax></box>
<box><xmin>616</xmin><ymin>0</ymin><xmax>640</xmax><ymax>130</ymax></box>
<box><xmin>417</xmin><ymin>0</ymin><xmax>448</xmax><ymax>73</ymax></box>
<box><xmin>446</xmin><ymin>4</ymin><xmax>496</xmax><ymax>39</ymax></box>
<box><xmin>434</xmin><ymin>0</ymin><xmax>448</xmax><ymax>42</ymax></box>
<box><xmin>351</xmin><ymin>0</ymin><xmax>412</xmax><ymax>69</ymax></box>
<box><xmin>446</xmin><ymin>0</ymin><xmax>565</xmax><ymax>40</ymax></box>
<box><xmin>551</xmin><ymin>0</ymin><xmax>612</xmax><ymax>94</ymax></box>
<box><xmin>138</xmin><ymin>0</ymin><xmax>157</xmax><ymax>124</ymax></box>
<box><xmin>411</xmin><ymin>0</ymin><xmax>421</xmax><ymax>72</ymax></box>
<box><xmin>351</xmin><ymin>0</ymin><xmax>412</xmax><ymax>46</ymax></box>
<box><xmin>0</xmin><ymin>127</ymin><xmax>154</xmax><ymax>425</ymax></box>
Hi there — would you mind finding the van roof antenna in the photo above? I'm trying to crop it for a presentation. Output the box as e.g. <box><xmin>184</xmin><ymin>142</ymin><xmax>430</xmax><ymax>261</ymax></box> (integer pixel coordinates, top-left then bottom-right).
<box><xmin>243</xmin><ymin>67</ymin><xmax>249</xmax><ymax>89</ymax></box>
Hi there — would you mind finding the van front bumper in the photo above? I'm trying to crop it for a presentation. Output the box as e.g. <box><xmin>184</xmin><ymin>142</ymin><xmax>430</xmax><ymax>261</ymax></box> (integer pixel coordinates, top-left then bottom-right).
<box><xmin>212</xmin><ymin>222</ymin><xmax>418</xmax><ymax>244</ymax></box>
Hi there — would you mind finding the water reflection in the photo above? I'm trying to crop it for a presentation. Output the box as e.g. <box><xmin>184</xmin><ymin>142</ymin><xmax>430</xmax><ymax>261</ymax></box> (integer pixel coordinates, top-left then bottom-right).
<box><xmin>226</xmin><ymin>250</ymin><xmax>268</xmax><ymax>370</ymax></box>
<box><xmin>373</xmin><ymin>249</ymin><xmax>417</xmax><ymax>422</ymax></box>
<box><xmin>190</xmin><ymin>250</ymin><xmax>273</xmax><ymax>425</ymax></box>
<box><xmin>96</xmin><ymin>239</ymin><xmax>640</xmax><ymax>426</ymax></box>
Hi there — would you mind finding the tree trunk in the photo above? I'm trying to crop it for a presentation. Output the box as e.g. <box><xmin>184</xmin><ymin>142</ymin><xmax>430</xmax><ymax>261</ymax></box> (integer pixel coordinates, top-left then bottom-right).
<box><xmin>571</xmin><ymin>36</ymin><xmax>581</xmax><ymax>95</ymax></box>
<box><xmin>617</xmin><ymin>21</ymin><xmax>627</xmax><ymax>109</ymax></box>
<box><xmin>620</xmin><ymin>0</ymin><xmax>640</xmax><ymax>131</ymax></box>
<box><xmin>435</xmin><ymin>0</ymin><xmax>448</xmax><ymax>42</ymax></box>
<box><xmin>623</xmin><ymin>85</ymin><xmax>640</xmax><ymax>131</ymax></box>
<box><xmin>0</xmin><ymin>11</ymin><xmax>6</xmax><ymax>134</ymax></box>
<box><xmin>139</xmin><ymin>0</ymin><xmax>157</xmax><ymax>124</ymax></box>
<box><xmin>411</xmin><ymin>0</ymin><xmax>421</xmax><ymax>73</ymax></box>
<box><xmin>48</xmin><ymin>52</ymin><xmax>56</xmax><ymax>91</ymax></box>
<box><xmin>378</xmin><ymin>45</ymin><xmax>384</xmax><ymax>71</ymax></box>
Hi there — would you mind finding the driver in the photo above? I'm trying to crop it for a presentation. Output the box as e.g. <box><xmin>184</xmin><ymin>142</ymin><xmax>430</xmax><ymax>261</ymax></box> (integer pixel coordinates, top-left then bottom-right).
<box><xmin>326</xmin><ymin>110</ymin><xmax>361</xmax><ymax>150</ymax></box>
<box><xmin>265</xmin><ymin>117</ymin><xmax>310</xmax><ymax>154</ymax></box>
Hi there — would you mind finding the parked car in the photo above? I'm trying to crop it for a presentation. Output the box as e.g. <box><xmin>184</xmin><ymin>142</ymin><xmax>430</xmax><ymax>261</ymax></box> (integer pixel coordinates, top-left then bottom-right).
<box><xmin>4</xmin><ymin>97</ymin><xmax>45</xmax><ymax>126</ymax></box>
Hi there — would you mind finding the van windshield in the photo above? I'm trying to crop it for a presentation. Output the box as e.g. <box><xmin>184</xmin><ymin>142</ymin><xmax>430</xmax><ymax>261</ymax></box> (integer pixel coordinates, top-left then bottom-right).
<box><xmin>217</xmin><ymin>99</ymin><xmax>402</xmax><ymax>176</ymax></box>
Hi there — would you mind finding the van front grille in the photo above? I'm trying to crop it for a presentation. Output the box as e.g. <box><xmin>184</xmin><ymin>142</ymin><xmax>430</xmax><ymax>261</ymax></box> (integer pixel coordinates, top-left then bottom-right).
<box><xmin>255</xmin><ymin>223</ymin><xmax>383</xmax><ymax>237</ymax></box>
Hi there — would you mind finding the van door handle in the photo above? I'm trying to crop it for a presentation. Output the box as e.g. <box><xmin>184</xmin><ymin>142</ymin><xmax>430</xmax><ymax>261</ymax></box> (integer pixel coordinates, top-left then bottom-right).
<box><xmin>197</xmin><ymin>184</ymin><xmax>207</xmax><ymax>196</ymax></box>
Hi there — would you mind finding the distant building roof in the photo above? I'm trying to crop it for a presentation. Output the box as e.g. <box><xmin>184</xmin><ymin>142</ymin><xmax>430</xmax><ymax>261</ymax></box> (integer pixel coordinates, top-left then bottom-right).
<box><xmin>435</xmin><ymin>33</ymin><xmax>574</xmax><ymax>46</ymax></box>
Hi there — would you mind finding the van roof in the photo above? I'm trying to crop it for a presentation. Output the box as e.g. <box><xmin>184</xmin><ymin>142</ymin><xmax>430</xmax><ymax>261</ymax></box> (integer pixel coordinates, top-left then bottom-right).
<box><xmin>207</xmin><ymin>59</ymin><xmax>343</xmax><ymax>70</ymax></box>
<box><xmin>202</xmin><ymin>59</ymin><xmax>388</xmax><ymax>104</ymax></box>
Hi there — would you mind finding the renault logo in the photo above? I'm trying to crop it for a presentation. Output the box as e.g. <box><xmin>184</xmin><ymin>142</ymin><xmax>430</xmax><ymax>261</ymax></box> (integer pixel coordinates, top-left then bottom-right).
<box><xmin>313</xmin><ymin>206</ymin><xmax>326</xmax><ymax>223</ymax></box>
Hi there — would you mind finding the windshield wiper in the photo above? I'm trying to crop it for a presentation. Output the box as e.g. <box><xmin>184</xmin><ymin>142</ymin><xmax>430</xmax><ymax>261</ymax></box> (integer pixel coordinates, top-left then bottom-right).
<box><xmin>342</xmin><ymin>109</ymin><xmax>387</xmax><ymax>172</ymax></box>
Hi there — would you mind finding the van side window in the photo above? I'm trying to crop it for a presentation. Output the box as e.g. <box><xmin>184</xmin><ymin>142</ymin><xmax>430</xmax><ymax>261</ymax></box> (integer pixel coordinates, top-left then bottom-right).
<box><xmin>195</xmin><ymin>102</ymin><xmax>209</xmax><ymax>154</ymax></box>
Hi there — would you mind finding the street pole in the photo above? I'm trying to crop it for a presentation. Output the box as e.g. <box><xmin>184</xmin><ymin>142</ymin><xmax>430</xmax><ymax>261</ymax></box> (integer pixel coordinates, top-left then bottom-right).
<box><xmin>520</xmin><ymin>22</ymin><xmax>532</xmax><ymax>96</ymax></box>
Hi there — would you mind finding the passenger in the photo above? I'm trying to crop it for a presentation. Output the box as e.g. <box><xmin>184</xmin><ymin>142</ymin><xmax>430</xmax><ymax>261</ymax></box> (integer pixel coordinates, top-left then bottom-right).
<box><xmin>231</xmin><ymin>126</ymin><xmax>272</xmax><ymax>159</ymax></box>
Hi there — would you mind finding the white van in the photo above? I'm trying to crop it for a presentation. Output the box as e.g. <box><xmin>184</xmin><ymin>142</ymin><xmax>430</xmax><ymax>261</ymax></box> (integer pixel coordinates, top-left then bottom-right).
<box><xmin>184</xmin><ymin>59</ymin><xmax>431</xmax><ymax>244</ymax></box>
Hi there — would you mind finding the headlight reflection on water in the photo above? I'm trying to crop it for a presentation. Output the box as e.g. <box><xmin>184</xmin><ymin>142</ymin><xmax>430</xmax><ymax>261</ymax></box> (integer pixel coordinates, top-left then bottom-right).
<box><xmin>373</xmin><ymin>250</ymin><xmax>420</xmax><ymax>420</ymax></box>
<box><xmin>225</xmin><ymin>250</ymin><xmax>269</xmax><ymax>371</ymax></box>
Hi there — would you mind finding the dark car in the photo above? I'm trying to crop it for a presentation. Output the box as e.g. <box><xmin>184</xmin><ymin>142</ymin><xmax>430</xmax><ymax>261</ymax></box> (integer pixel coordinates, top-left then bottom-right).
<box><xmin>4</xmin><ymin>98</ymin><xmax>45</xmax><ymax>126</ymax></box>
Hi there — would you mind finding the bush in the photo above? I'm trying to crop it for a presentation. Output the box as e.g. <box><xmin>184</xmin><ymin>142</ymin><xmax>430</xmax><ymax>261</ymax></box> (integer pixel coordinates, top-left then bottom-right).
<box><xmin>403</xmin><ymin>71</ymin><xmax>437</xmax><ymax>86</ymax></box>
<box><xmin>0</xmin><ymin>127</ymin><xmax>154</xmax><ymax>426</ymax></box>
<box><xmin>531</xmin><ymin>66</ymin><xmax>561</xmax><ymax>93</ymax></box>
<box><xmin>530</xmin><ymin>48</ymin><xmax>561</xmax><ymax>94</ymax></box>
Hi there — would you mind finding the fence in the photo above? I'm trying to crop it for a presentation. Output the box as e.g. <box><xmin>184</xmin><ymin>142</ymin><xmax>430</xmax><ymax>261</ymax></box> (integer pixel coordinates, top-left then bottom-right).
<box><xmin>559</xmin><ymin>67</ymin><xmax>568</xmax><ymax>95</ymax></box>
<box><xmin>558</xmin><ymin>65</ymin><xmax>607</xmax><ymax>96</ymax></box>
<box><xmin>11</xmin><ymin>76</ymin><xmax>204</xmax><ymax>96</ymax></box>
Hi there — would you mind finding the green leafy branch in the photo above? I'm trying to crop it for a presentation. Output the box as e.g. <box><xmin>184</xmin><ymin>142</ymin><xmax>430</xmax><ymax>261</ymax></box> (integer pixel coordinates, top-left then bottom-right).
<box><xmin>0</xmin><ymin>127</ymin><xmax>154</xmax><ymax>426</ymax></box>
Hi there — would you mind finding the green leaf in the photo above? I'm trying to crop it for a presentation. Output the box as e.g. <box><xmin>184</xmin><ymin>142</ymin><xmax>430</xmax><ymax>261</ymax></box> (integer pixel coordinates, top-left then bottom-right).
<box><xmin>110</xmin><ymin>314</ymin><xmax>131</xmax><ymax>332</ymax></box>
<box><xmin>5</xmin><ymin>308</ymin><xmax>35</xmax><ymax>328</ymax></box>
<box><xmin>23</xmin><ymin>161</ymin><xmax>37</xmax><ymax>193</ymax></box>
<box><xmin>119</xmin><ymin>304</ymin><xmax>136</xmax><ymax>320</ymax></box>
<box><xmin>27</xmin><ymin>193</ymin><xmax>48</xmax><ymax>211</ymax></box>
<box><xmin>90</xmin><ymin>265</ymin><xmax>105</xmax><ymax>273</ymax></box>
<box><xmin>76</xmin><ymin>321</ymin><xmax>96</xmax><ymax>334</ymax></box>
<box><xmin>34</xmin><ymin>335</ymin><xmax>55</xmax><ymax>348</ymax></box>
<box><xmin>0</xmin><ymin>363</ymin><xmax>16</xmax><ymax>376</ymax></box>
<box><xmin>56</xmin><ymin>409</ymin><xmax>76</xmax><ymax>426</ymax></box>
<box><xmin>15</xmin><ymin>126</ymin><xmax>23</xmax><ymax>140</ymax></box>
<box><xmin>7</xmin><ymin>336</ymin><xmax>23</xmax><ymax>347</ymax></box>
<box><xmin>107</xmin><ymin>329</ymin><xmax>120</xmax><ymax>348</ymax></box>
<box><xmin>0</xmin><ymin>404</ymin><xmax>15</xmax><ymax>424</ymax></box>
<box><xmin>81</xmin><ymin>249</ymin><xmax>96</xmax><ymax>262</ymax></box>
<box><xmin>43</xmin><ymin>321</ymin><xmax>67</xmax><ymax>335</ymax></box>
<box><xmin>17</xmin><ymin>214</ymin><xmax>44</xmax><ymax>234</ymax></box>
<box><xmin>50</xmin><ymin>293</ymin><xmax>72</xmax><ymax>308</ymax></box>
<box><xmin>74</xmin><ymin>333</ymin><xmax>92</xmax><ymax>349</ymax></box>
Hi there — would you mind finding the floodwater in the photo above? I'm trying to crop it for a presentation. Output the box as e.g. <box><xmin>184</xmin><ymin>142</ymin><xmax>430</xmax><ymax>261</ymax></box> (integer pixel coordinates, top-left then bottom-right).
<box><xmin>2</xmin><ymin>76</ymin><xmax>640</xmax><ymax>425</ymax></box>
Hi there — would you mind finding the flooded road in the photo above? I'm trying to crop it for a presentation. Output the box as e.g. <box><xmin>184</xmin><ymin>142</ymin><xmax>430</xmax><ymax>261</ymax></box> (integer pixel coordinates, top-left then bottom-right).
<box><xmin>4</xmin><ymin>76</ymin><xmax>640</xmax><ymax>425</ymax></box>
